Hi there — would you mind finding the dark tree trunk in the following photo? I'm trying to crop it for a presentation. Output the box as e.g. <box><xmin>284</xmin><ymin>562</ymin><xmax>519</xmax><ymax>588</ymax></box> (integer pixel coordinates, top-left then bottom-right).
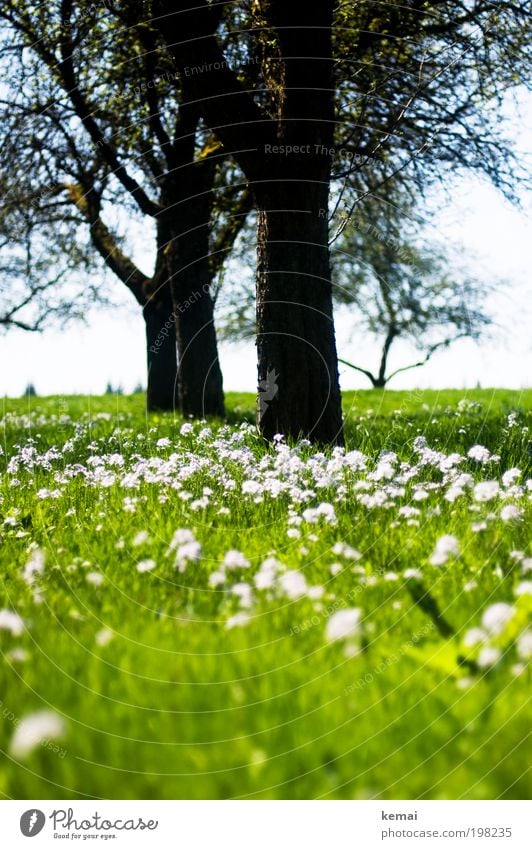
<box><xmin>143</xmin><ymin>282</ymin><xmax>178</xmax><ymax>412</ymax></box>
<box><xmin>165</xmin><ymin>167</ymin><xmax>225</xmax><ymax>419</ymax></box>
<box><xmin>252</xmin><ymin>0</ymin><xmax>343</xmax><ymax>444</ymax></box>
<box><xmin>255</xmin><ymin>180</ymin><xmax>343</xmax><ymax>444</ymax></box>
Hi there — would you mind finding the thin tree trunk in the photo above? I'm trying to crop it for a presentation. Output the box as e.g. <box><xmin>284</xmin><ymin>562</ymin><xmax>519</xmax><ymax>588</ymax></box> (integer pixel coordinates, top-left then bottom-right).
<box><xmin>166</xmin><ymin>174</ymin><xmax>225</xmax><ymax>419</ymax></box>
<box><xmin>255</xmin><ymin>180</ymin><xmax>343</xmax><ymax>444</ymax></box>
<box><xmin>143</xmin><ymin>282</ymin><xmax>178</xmax><ymax>412</ymax></box>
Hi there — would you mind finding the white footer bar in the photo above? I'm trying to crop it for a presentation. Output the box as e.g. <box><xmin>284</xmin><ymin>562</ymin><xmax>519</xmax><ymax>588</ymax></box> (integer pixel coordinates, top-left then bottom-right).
<box><xmin>1</xmin><ymin>800</ymin><xmax>530</xmax><ymax>848</ymax></box>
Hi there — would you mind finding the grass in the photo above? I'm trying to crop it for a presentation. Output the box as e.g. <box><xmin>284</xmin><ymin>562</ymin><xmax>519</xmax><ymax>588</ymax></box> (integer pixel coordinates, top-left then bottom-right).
<box><xmin>0</xmin><ymin>388</ymin><xmax>530</xmax><ymax>799</ymax></box>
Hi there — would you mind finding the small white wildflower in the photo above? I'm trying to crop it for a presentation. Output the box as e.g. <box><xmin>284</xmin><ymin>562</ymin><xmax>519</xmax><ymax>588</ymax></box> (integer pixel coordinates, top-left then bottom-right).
<box><xmin>514</xmin><ymin>581</ymin><xmax>532</xmax><ymax>597</ymax></box>
<box><xmin>0</xmin><ymin>609</ymin><xmax>25</xmax><ymax>636</ymax></box>
<box><xmin>95</xmin><ymin>628</ymin><xmax>114</xmax><ymax>646</ymax></box>
<box><xmin>7</xmin><ymin>648</ymin><xmax>28</xmax><ymax>663</ymax></box>
<box><xmin>225</xmin><ymin>612</ymin><xmax>250</xmax><ymax>629</ymax></box>
<box><xmin>9</xmin><ymin>710</ymin><xmax>66</xmax><ymax>760</ymax></box>
<box><xmin>208</xmin><ymin>570</ymin><xmax>226</xmax><ymax>587</ymax></box>
<box><xmin>230</xmin><ymin>582</ymin><xmax>253</xmax><ymax>608</ymax></box>
<box><xmin>467</xmin><ymin>445</ymin><xmax>491</xmax><ymax>463</ymax></box>
<box><xmin>137</xmin><ymin>559</ymin><xmax>157</xmax><ymax>573</ymax></box>
<box><xmin>175</xmin><ymin>541</ymin><xmax>202</xmax><ymax>572</ymax></box>
<box><xmin>516</xmin><ymin>631</ymin><xmax>532</xmax><ymax>660</ymax></box>
<box><xmin>242</xmin><ymin>479</ymin><xmax>261</xmax><ymax>495</ymax></box>
<box><xmin>403</xmin><ymin>568</ymin><xmax>422</xmax><ymax>581</ymax></box>
<box><xmin>156</xmin><ymin>437</ymin><xmax>171</xmax><ymax>448</ymax></box>
<box><xmin>463</xmin><ymin>627</ymin><xmax>487</xmax><ymax>647</ymax></box>
<box><xmin>477</xmin><ymin>646</ymin><xmax>501</xmax><ymax>668</ymax></box>
<box><xmin>132</xmin><ymin>530</ymin><xmax>150</xmax><ymax>546</ymax></box>
<box><xmin>429</xmin><ymin>534</ymin><xmax>460</xmax><ymax>566</ymax></box>
<box><xmin>307</xmin><ymin>585</ymin><xmax>324</xmax><ymax>600</ymax></box>
<box><xmin>473</xmin><ymin>481</ymin><xmax>499</xmax><ymax>502</ymax></box>
<box><xmin>502</xmin><ymin>468</ymin><xmax>521</xmax><ymax>488</ymax></box>
<box><xmin>500</xmin><ymin>505</ymin><xmax>522</xmax><ymax>522</ymax></box>
<box><xmin>223</xmin><ymin>550</ymin><xmax>250</xmax><ymax>570</ymax></box>
<box><xmin>22</xmin><ymin>548</ymin><xmax>45</xmax><ymax>585</ymax></box>
<box><xmin>86</xmin><ymin>572</ymin><xmax>104</xmax><ymax>586</ymax></box>
<box><xmin>168</xmin><ymin>528</ymin><xmax>196</xmax><ymax>550</ymax></box>
<box><xmin>481</xmin><ymin>602</ymin><xmax>514</xmax><ymax>636</ymax></box>
<box><xmin>325</xmin><ymin>608</ymin><xmax>362</xmax><ymax>642</ymax></box>
<box><xmin>180</xmin><ymin>423</ymin><xmax>194</xmax><ymax>436</ymax></box>
<box><xmin>278</xmin><ymin>570</ymin><xmax>307</xmax><ymax>599</ymax></box>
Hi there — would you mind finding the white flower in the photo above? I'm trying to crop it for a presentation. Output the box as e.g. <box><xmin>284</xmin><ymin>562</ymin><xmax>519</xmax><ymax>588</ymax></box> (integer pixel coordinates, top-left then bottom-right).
<box><xmin>467</xmin><ymin>445</ymin><xmax>491</xmax><ymax>463</ymax></box>
<box><xmin>463</xmin><ymin>627</ymin><xmax>487</xmax><ymax>647</ymax></box>
<box><xmin>516</xmin><ymin>631</ymin><xmax>532</xmax><ymax>660</ymax></box>
<box><xmin>132</xmin><ymin>530</ymin><xmax>150</xmax><ymax>546</ymax></box>
<box><xmin>502</xmin><ymin>468</ymin><xmax>521</xmax><ymax>488</ymax></box>
<box><xmin>514</xmin><ymin>581</ymin><xmax>532</xmax><ymax>597</ymax></box>
<box><xmin>168</xmin><ymin>528</ymin><xmax>196</xmax><ymax>550</ymax></box>
<box><xmin>180</xmin><ymin>423</ymin><xmax>194</xmax><ymax>436</ymax></box>
<box><xmin>429</xmin><ymin>534</ymin><xmax>460</xmax><ymax>566</ymax></box>
<box><xmin>325</xmin><ymin>608</ymin><xmax>362</xmax><ymax>641</ymax></box>
<box><xmin>223</xmin><ymin>550</ymin><xmax>250</xmax><ymax>570</ymax></box>
<box><xmin>242</xmin><ymin>479</ymin><xmax>261</xmax><ymax>495</ymax></box>
<box><xmin>86</xmin><ymin>571</ymin><xmax>104</xmax><ymax>586</ymax></box>
<box><xmin>137</xmin><ymin>559</ymin><xmax>157</xmax><ymax>573</ymax></box>
<box><xmin>477</xmin><ymin>647</ymin><xmax>501</xmax><ymax>668</ymax></box>
<box><xmin>279</xmin><ymin>570</ymin><xmax>307</xmax><ymax>599</ymax></box>
<box><xmin>208</xmin><ymin>570</ymin><xmax>226</xmax><ymax>587</ymax></box>
<box><xmin>95</xmin><ymin>628</ymin><xmax>114</xmax><ymax>646</ymax></box>
<box><xmin>22</xmin><ymin>548</ymin><xmax>45</xmax><ymax>585</ymax></box>
<box><xmin>0</xmin><ymin>609</ymin><xmax>25</xmax><ymax>636</ymax></box>
<box><xmin>403</xmin><ymin>568</ymin><xmax>423</xmax><ymax>581</ymax></box>
<box><xmin>156</xmin><ymin>437</ymin><xmax>171</xmax><ymax>448</ymax></box>
<box><xmin>481</xmin><ymin>602</ymin><xmax>514</xmax><ymax>636</ymax></box>
<box><xmin>230</xmin><ymin>582</ymin><xmax>253</xmax><ymax>608</ymax></box>
<box><xmin>9</xmin><ymin>710</ymin><xmax>66</xmax><ymax>760</ymax></box>
<box><xmin>500</xmin><ymin>505</ymin><xmax>522</xmax><ymax>522</ymax></box>
<box><xmin>332</xmin><ymin>542</ymin><xmax>362</xmax><ymax>561</ymax></box>
<box><xmin>473</xmin><ymin>481</ymin><xmax>499</xmax><ymax>502</ymax></box>
<box><xmin>175</xmin><ymin>541</ymin><xmax>202</xmax><ymax>572</ymax></box>
<box><xmin>225</xmin><ymin>612</ymin><xmax>250</xmax><ymax>629</ymax></box>
<box><xmin>7</xmin><ymin>648</ymin><xmax>28</xmax><ymax>663</ymax></box>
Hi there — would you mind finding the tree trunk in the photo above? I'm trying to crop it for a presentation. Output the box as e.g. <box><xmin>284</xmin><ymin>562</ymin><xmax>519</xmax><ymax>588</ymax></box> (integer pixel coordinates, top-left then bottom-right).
<box><xmin>143</xmin><ymin>283</ymin><xmax>178</xmax><ymax>412</ymax></box>
<box><xmin>166</xmin><ymin>174</ymin><xmax>225</xmax><ymax>419</ymax></box>
<box><xmin>255</xmin><ymin>180</ymin><xmax>343</xmax><ymax>444</ymax></box>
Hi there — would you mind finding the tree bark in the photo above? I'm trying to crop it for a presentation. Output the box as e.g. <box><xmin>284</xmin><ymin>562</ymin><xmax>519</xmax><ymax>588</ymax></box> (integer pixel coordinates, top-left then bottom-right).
<box><xmin>164</xmin><ymin>168</ymin><xmax>225</xmax><ymax>419</ymax></box>
<box><xmin>255</xmin><ymin>180</ymin><xmax>343</xmax><ymax>443</ymax></box>
<box><xmin>143</xmin><ymin>282</ymin><xmax>178</xmax><ymax>412</ymax></box>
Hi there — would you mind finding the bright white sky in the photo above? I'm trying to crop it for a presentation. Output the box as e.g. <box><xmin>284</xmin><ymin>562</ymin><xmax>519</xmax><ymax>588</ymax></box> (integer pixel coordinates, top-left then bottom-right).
<box><xmin>1</xmin><ymin>99</ymin><xmax>530</xmax><ymax>397</ymax></box>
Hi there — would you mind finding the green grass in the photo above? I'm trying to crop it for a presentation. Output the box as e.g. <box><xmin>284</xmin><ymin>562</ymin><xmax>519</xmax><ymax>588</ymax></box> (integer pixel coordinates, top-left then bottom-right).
<box><xmin>0</xmin><ymin>389</ymin><xmax>530</xmax><ymax>799</ymax></box>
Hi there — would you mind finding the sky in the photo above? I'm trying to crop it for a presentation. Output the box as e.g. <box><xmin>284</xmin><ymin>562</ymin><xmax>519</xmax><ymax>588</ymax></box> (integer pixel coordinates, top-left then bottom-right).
<box><xmin>1</xmin><ymin>106</ymin><xmax>531</xmax><ymax>397</ymax></box>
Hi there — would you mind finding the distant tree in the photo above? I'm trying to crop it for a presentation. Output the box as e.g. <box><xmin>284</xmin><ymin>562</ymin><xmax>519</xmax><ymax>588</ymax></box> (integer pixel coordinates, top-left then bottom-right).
<box><xmin>23</xmin><ymin>383</ymin><xmax>37</xmax><ymax>397</ymax></box>
<box><xmin>0</xmin><ymin>177</ymin><xmax>103</xmax><ymax>333</ymax></box>
<box><xmin>335</xmin><ymin>245</ymin><xmax>493</xmax><ymax>388</ymax></box>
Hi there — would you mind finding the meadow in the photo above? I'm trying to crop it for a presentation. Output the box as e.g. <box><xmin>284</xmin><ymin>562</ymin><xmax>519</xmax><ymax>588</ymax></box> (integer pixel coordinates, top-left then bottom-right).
<box><xmin>0</xmin><ymin>388</ymin><xmax>530</xmax><ymax>799</ymax></box>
